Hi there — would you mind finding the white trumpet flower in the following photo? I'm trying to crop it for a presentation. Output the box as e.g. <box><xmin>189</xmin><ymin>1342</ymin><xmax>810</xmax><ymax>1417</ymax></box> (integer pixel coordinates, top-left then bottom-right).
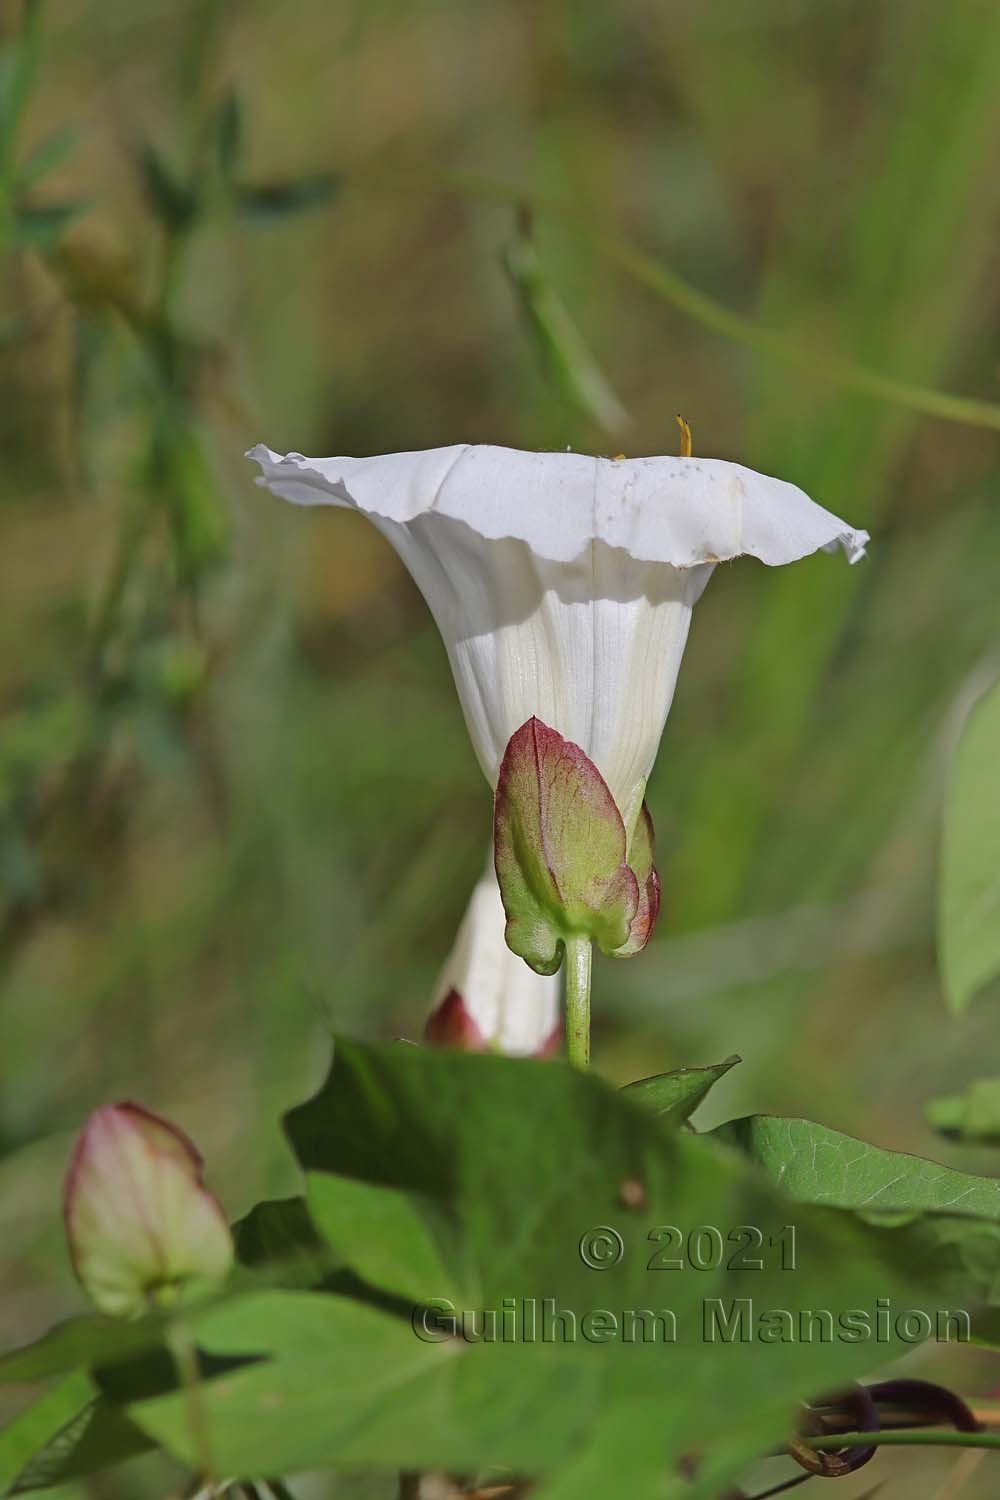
<box><xmin>249</xmin><ymin>443</ymin><xmax>867</xmax><ymax>837</ymax></box>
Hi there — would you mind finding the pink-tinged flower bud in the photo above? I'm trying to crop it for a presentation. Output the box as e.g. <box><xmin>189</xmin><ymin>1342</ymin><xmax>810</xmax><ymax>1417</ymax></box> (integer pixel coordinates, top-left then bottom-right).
<box><xmin>63</xmin><ymin>1102</ymin><xmax>233</xmax><ymax>1318</ymax></box>
<box><xmin>494</xmin><ymin>717</ymin><xmax>661</xmax><ymax>973</ymax></box>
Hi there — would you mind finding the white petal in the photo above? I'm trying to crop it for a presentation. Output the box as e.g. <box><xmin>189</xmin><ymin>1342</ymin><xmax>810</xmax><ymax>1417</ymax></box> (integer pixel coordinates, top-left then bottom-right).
<box><xmin>249</xmin><ymin>442</ymin><xmax>868</xmax><ymax>812</ymax></box>
<box><xmin>247</xmin><ymin>443</ymin><xmax>869</xmax><ymax>568</ymax></box>
<box><xmin>385</xmin><ymin>517</ymin><xmax>708</xmax><ymax>819</ymax></box>
<box><xmin>435</xmin><ymin>870</ymin><xmax>560</xmax><ymax>1056</ymax></box>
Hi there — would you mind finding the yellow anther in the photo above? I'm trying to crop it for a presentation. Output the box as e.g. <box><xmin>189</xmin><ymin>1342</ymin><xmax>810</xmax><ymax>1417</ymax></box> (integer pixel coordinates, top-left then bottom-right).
<box><xmin>611</xmin><ymin>452</ymin><xmax>626</xmax><ymax>461</ymax></box>
<box><xmin>676</xmin><ymin>414</ymin><xmax>693</xmax><ymax>458</ymax></box>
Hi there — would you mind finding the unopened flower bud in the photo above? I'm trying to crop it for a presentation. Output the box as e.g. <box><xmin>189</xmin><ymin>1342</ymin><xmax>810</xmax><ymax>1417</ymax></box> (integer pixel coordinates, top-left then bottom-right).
<box><xmin>63</xmin><ymin>1102</ymin><xmax>233</xmax><ymax>1318</ymax></box>
<box><xmin>494</xmin><ymin>717</ymin><xmax>660</xmax><ymax>973</ymax></box>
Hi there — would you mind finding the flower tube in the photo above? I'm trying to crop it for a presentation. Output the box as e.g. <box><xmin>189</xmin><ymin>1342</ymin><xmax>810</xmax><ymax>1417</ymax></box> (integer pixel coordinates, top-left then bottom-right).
<box><xmin>249</xmin><ymin>443</ymin><xmax>866</xmax><ymax>836</ymax></box>
<box><xmin>424</xmin><ymin>869</ymin><xmax>561</xmax><ymax>1056</ymax></box>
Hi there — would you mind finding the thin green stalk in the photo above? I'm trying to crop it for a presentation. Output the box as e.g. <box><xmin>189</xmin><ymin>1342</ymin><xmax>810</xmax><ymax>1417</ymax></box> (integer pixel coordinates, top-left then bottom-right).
<box><xmin>0</xmin><ymin>1</ymin><xmax>43</xmax><ymax>254</ymax></box>
<box><xmin>806</xmin><ymin>1429</ymin><xmax>1000</xmax><ymax>1454</ymax></box>
<box><xmin>564</xmin><ymin>935</ymin><xmax>592</xmax><ymax>1069</ymax></box>
<box><xmin>167</xmin><ymin>1317</ymin><xmax>215</xmax><ymax>1484</ymax></box>
<box><xmin>364</xmin><ymin>167</ymin><xmax>1000</xmax><ymax>435</ymax></box>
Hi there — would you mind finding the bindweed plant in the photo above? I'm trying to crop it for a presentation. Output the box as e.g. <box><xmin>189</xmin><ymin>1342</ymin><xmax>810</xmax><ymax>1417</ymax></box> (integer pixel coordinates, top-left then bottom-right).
<box><xmin>4</xmin><ymin>5</ymin><xmax>1000</xmax><ymax>1499</ymax></box>
<box><xmin>3</xmin><ymin>433</ymin><xmax>1000</xmax><ymax>1500</ymax></box>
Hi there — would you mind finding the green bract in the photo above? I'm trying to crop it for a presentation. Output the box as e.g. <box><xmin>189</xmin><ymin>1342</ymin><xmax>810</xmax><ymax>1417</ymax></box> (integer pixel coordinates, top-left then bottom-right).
<box><xmin>493</xmin><ymin>717</ymin><xmax>660</xmax><ymax>973</ymax></box>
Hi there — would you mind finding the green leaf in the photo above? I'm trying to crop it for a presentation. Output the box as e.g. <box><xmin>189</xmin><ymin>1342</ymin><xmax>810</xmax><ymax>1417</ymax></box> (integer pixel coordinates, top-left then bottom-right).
<box><xmin>939</xmin><ymin>676</ymin><xmax>1000</xmax><ymax>1011</ymax></box>
<box><xmin>928</xmin><ymin>1078</ymin><xmax>1000</xmax><ymax>1144</ymax></box>
<box><xmin>0</xmin><ymin>1283</ymin><xmax>250</xmax><ymax>1387</ymax></box>
<box><xmin>236</xmin><ymin>175</ymin><xmax>339</xmax><ymax>222</ymax></box>
<box><xmin>1</xmin><ymin>1382</ymin><xmax>151</xmax><ymax>1497</ymax></box>
<box><xmin>0</xmin><ymin>1371</ymin><xmax>92</xmax><ymax>1490</ymax></box>
<box><xmin>28</xmin><ymin>1049</ymin><xmax>998</xmax><ymax>1490</ymax></box>
<box><xmin>232</xmin><ymin>1196</ymin><xmax>318</xmax><ymax>1262</ymax></box>
<box><xmin>126</xmin><ymin>1039</ymin><xmax>959</xmax><ymax>1485</ymax></box>
<box><xmin>128</xmin><ymin>1287</ymin><xmax>783</xmax><ymax>1500</ymax></box>
<box><xmin>712</xmin><ymin>1114</ymin><xmax>1000</xmax><ymax>1307</ymax></box>
<box><xmin>131</xmin><ymin>1287</ymin><xmax>593</xmax><ymax>1480</ymax></box>
<box><xmin>0</xmin><ymin>1317</ymin><xmax>166</xmax><ymax>1386</ymax></box>
<box><xmin>232</xmin><ymin>1196</ymin><xmax>329</xmax><ymax>1283</ymax></box>
<box><xmin>623</xmin><ymin>1055</ymin><xmax>740</xmax><ymax>1127</ymax></box>
<box><xmin>528</xmin><ymin>1399</ymin><xmax>680</xmax><ymax>1500</ymax></box>
<box><xmin>712</xmin><ymin>1114</ymin><xmax>1000</xmax><ymax>1219</ymax></box>
<box><xmin>305</xmin><ymin>1174</ymin><xmax>464</xmax><ymax>1306</ymax></box>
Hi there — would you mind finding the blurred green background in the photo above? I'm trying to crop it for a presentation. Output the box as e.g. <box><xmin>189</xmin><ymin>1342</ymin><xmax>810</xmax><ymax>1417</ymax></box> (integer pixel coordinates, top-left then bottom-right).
<box><xmin>2</xmin><ymin>0</ymin><xmax>999</xmax><ymax>1492</ymax></box>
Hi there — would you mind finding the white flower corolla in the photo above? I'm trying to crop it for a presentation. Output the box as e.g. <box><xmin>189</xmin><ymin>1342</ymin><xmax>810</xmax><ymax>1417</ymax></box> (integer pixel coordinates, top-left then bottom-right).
<box><xmin>248</xmin><ymin>443</ymin><xmax>868</xmax><ymax>833</ymax></box>
<box><xmin>425</xmin><ymin>869</ymin><xmax>561</xmax><ymax>1056</ymax></box>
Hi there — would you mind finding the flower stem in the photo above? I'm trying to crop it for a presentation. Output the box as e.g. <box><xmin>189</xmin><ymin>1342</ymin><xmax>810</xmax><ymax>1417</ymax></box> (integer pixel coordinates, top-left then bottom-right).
<box><xmin>806</xmin><ymin>1429</ymin><xmax>1000</xmax><ymax>1453</ymax></box>
<box><xmin>564</xmin><ymin>935</ymin><xmax>592</xmax><ymax>1068</ymax></box>
<box><xmin>166</xmin><ymin>1316</ymin><xmax>215</xmax><ymax>1484</ymax></box>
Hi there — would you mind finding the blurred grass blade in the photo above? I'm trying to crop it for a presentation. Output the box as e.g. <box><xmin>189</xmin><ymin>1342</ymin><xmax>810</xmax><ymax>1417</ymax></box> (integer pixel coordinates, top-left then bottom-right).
<box><xmin>0</xmin><ymin>0</ymin><xmax>43</xmax><ymax>160</ymax></box>
<box><xmin>15</xmin><ymin>198</ymin><xmax>89</xmax><ymax>248</ymax></box>
<box><xmin>652</xmin><ymin>5</ymin><xmax>1000</xmax><ymax>927</ymax></box>
<box><xmin>439</xmin><ymin>172</ymin><xmax>1000</xmax><ymax>435</ymax></box>
<box><xmin>939</xmin><ymin>676</ymin><xmax>1000</xmax><ymax>1012</ymax></box>
<box><xmin>15</xmin><ymin>124</ymin><xmax>76</xmax><ymax>188</ymax></box>
<box><xmin>237</xmin><ymin>174</ymin><xmax>340</xmax><ymax>222</ymax></box>
<box><xmin>154</xmin><ymin>421</ymin><xmax>229</xmax><ymax>578</ymax></box>
<box><xmin>599</xmin><ymin>230</ymin><xmax>1000</xmax><ymax>434</ymax></box>
<box><xmin>215</xmin><ymin>89</ymin><xmax>242</xmax><ymax>181</ymax></box>
<box><xmin>504</xmin><ymin>214</ymin><xmax>628</xmax><ymax>437</ymax></box>
<box><xmin>0</xmin><ymin>0</ymin><xmax>44</xmax><ymax>246</ymax></box>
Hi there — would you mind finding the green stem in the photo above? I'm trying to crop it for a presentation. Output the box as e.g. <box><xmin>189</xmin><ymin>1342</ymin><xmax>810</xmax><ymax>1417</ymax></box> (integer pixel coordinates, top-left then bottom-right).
<box><xmin>806</xmin><ymin>1429</ymin><xmax>1000</xmax><ymax>1454</ymax></box>
<box><xmin>564</xmin><ymin>935</ymin><xmax>592</xmax><ymax>1069</ymax></box>
<box><xmin>362</xmin><ymin>167</ymin><xmax>1000</xmax><ymax>436</ymax></box>
<box><xmin>167</xmin><ymin>1316</ymin><xmax>215</xmax><ymax>1484</ymax></box>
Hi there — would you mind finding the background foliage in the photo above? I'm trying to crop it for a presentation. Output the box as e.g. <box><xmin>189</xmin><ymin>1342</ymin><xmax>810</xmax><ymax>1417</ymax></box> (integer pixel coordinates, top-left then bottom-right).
<box><xmin>2</xmin><ymin>0</ymin><xmax>999</xmax><ymax>1494</ymax></box>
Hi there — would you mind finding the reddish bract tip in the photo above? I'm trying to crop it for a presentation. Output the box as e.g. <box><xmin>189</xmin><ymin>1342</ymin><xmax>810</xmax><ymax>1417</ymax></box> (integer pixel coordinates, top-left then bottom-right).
<box><xmin>423</xmin><ymin>988</ymin><xmax>489</xmax><ymax>1051</ymax></box>
<box><xmin>615</xmin><ymin>802</ymin><xmax>662</xmax><ymax>957</ymax></box>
